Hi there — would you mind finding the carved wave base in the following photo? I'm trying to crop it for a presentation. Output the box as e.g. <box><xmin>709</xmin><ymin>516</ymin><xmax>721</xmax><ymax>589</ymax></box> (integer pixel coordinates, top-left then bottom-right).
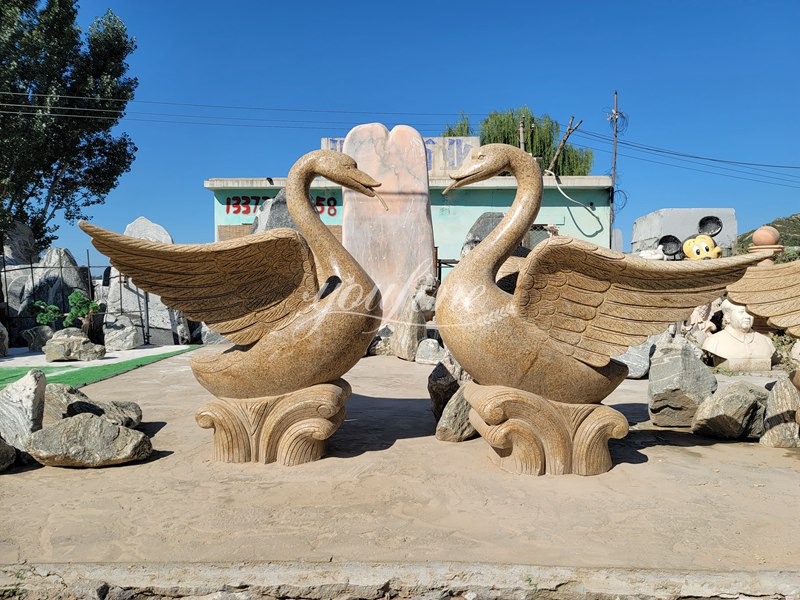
<box><xmin>464</xmin><ymin>381</ymin><xmax>629</xmax><ymax>476</ymax></box>
<box><xmin>195</xmin><ymin>379</ymin><xmax>350</xmax><ymax>465</ymax></box>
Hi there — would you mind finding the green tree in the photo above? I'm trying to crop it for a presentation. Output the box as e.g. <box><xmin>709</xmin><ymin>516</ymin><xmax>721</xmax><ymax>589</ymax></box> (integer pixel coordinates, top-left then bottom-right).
<box><xmin>0</xmin><ymin>0</ymin><xmax>137</xmax><ymax>249</ymax></box>
<box><xmin>441</xmin><ymin>107</ymin><xmax>593</xmax><ymax>176</ymax></box>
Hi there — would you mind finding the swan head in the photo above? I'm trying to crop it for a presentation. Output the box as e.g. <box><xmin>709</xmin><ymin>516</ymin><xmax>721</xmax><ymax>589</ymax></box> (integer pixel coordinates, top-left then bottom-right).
<box><xmin>443</xmin><ymin>144</ymin><xmax>515</xmax><ymax>195</ymax></box>
<box><xmin>314</xmin><ymin>150</ymin><xmax>383</xmax><ymax>200</ymax></box>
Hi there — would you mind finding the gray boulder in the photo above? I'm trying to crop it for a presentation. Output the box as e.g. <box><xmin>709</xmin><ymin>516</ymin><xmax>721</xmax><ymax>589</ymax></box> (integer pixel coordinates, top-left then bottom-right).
<box><xmin>201</xmin><ymin>322</ymin><xmax>230</xmax><ymax>345</ymax></box>
<box><xmin>105</xmin><ymin>217</ymin><xmax>190</xmax><ymax>345</ymax></box>
<box><xmin>435</xmin><ymin>387</ymin><xmax>477</xmax><ymax>442</ymax></box>
<box><xmin>614</xmin><ymin>330</ymin><xmax>673</xmax><ymax>379</ymax></box>
<box><xmin>45</xmin><ymin>327</ymin><xmax>106</xmax><ymax>362</ymax></box>
<box><xmin>648</xmin><ymin>341</ymin><xmax>718</xmax><ymax>427</ymax></box>
<box><xmin>3</xmin><ymin>220</ymin><xmax>39</xmax><ymax>264</ymax></box>
<box><xmin>0</xmin><ymin>370</ymin><xmax>45</xmax><ymax>451</ymax></box>
<box><xmin>415</xmin><ymin>338</ymin><xmax>446</xmax><ymax>365</ymax></box>
<box><xmin>461</xmin><ymin>212</ymin><xmax>504</xmax><ymax>256</ymax></box>
<box><xmin>760</xmin><ymin>376</ymin><xmax>800</xmax><ymax>448</ymax></box>
<box><xmin>367</xmin><ymin>336</ymin><xmax>393</xmax><ymax>356</ymax></box>
<box><xmin>0</xmin><ymin>322</ymin><xmax>7</xmax><ymax>357</ymax></box>
<box><xmin>0</xmin><ymin>435</ymin><xmax>15</xmax><ymax>472</ymax></box>
<box><xmin>67</xmin><ymin>399</ymin><xmax>142</xmax><ymax>428</ymax></box>
<box><xmin>103</xmin><ymin>314</ymin><xmax>143</xmax><ymax>350</ymax></box>
<box><xmin>22</xmin><ymin>325</ymin><xmax>54</xmax><ymax>352</ymax></box>
<box><xmin>251</xmin><ymin>189</ymin><xmax>299</xmax><ymax>233</ymax></box>
<box><xmin>43</xmin><ymin>383</ymin><xmax>88</xmax><ymax>426</ymax></box>
<box><xmin>691</xmin><ymin>382</ymin><xmax>769</xmax><ymax>439</ymax></box>
<box><xmin>27</xmin><ymin>413</ymin><xmax>152</xmax><ymax>467</ymax></box>
<box><xmin>428</xmin><ymin>350</ymin><xmax>472</xmax><ymax>420</ymax></box>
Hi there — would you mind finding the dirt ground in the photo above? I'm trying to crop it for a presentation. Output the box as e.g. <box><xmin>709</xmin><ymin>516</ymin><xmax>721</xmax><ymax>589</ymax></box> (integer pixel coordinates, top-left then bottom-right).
<box><xmin>1</xmin><ymin>349</ymin><xmax>799</xmax><ymax>573</ymax></box>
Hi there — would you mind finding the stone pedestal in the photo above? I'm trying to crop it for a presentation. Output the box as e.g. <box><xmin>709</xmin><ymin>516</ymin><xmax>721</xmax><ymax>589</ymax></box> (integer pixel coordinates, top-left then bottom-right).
<box><xmin>464</xmin><ymin>382</ymin><xmax>628</xmax><ymax>476</ymax></box>
<box><xmin>195</xmin><ymin>380</ymin><xmax>350</xmax><ymax>465</ymax></box>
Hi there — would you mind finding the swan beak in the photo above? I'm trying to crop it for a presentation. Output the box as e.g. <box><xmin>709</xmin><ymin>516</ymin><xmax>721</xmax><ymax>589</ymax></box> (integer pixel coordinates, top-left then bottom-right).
<box><xmin>348</xmin><ymin>169</ymin><xmax>388</xmax><ymax>211</ymax></box>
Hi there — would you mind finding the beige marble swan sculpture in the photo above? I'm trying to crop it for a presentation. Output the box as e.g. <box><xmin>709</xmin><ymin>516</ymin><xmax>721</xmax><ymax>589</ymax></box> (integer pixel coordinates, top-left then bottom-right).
<box><xmin>436</xmin><ymin>144</ymin><xmax>771</xmax><ymax>475</ymax></box>
<box><xmin>80</xmin><ymin>150</ymin><xmax>384</xmax><ymax>465</ymax></box>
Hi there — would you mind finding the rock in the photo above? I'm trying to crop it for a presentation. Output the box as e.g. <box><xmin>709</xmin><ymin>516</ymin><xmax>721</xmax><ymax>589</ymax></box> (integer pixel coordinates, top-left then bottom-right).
<box><xmin>435</xmin><ymin>387</ymin><xmax>477</xmax><ymax>442</ymax></box>
<box><xmin>367</xmin><ymin>336</ymin><xmax>393</xmax><ymax>356</ymax></box>
<box><xmin>67</xmin><ymin>399</ymin><xmax>142</xmax><ymax>428</ymax></box>
<box><xmin>791</xmin><ymin>343</ymin><xmax>800</xmax><ymax>369</ymax></box>
<box><xmin>251</xmin><ymin>189</ymin><xmax>299</xmax><ymax>233</ymax></box>
<box><xmin>27</xmin><ymin>413</ymin><xmax>152</xmax><ymax>467</ymax></box>
<box><xmin>105</xmin><ymin>216</ymin><xmax>190</xmax><ymax>345</ymax></box>
<box><xmin>0</xmin><ymin>435</ymin><xmax>15</xmax><ymax>472</ymax></box>
<box><xmin>22</xmin><ymin>325</ymin><xmax>54</xmax><ymax>351</ymax></box>
<box><xmin>648</xmin><ymin>341</ymin><xmax>718</xmax><ymax>427</ymax></box>
<box><xmin>0</xmin><ymin>370</ymin><xmax>45</xmax><ymax>450</ymax></box>
<box><xmin>691</xmin><ymin>382</ymin><xmax>769</xmax><ymax>439</ymax></box>
<box><xmin>760</xmin><ymin>376</ymin><xmax>800</xmax><ymax>448</ymax></box>
<box><xmin>392</xmin><ymin>295</ymin><xmax>426</xmax><ymax>361</ymax></box>
<box><xmin>0</xmin><ymin>322</ymin><xmax>7</xmax><ymax>357</ymax></box>
<box><xmin>415</xmin><ymin>338</ymin><xmax>446</xmax><ymax>365</ymax></box>
<box><xmin>461</xmin><ymin>212</ymin><xmax>505</xmax><ymax>256</ymax></box>
<box><xmin>201</xmin><ymin>322</ymin><xmax>230</xmax><ymax>345</ymax></box>
<box><xmin>614</xmin><ymin>330</ymin><xmax>673</xmax><ymax>379</ymax></box>
<box><xmin>43</xmin><ymin>383</ymin><xmax>89</xmax><ymax>426</ymax></box>
<box><xmin>45</xmin><ymin>328</ymin><xmax>106</xmax><ymax>362</ymax></box>
<box><xmin>3</xmin><ymin>220</ymin><xmax>39</xmax><ymax>264</ymax></box>
<box><xmin>428</xmin><ymin>350</ymin><xmax>472</xmax><ymax>420</ymax></box>
<box><xmin>103</xmin><ymin>314</ymin><xmax>143</xmax><ymax>350</ymax></box>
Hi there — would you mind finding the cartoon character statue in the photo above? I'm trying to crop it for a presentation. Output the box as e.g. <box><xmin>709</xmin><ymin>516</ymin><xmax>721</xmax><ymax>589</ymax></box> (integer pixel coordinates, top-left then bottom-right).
<box><xmin>683</xmin><ymin>234</ymin><xmax>722</xmax><ymax>260</ymax></box>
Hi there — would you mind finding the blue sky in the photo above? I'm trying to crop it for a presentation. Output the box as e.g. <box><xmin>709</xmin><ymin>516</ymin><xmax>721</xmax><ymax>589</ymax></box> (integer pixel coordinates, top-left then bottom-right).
<box><xmin>54</xmin><ymin>0</ymin><xmax>800</xmax><ymax>263</ymax></box>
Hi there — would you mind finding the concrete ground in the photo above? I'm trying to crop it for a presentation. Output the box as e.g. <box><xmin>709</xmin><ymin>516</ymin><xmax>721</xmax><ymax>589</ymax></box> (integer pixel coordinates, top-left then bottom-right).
<box><xmin>0</xmin><ymin>344</ymin><xmax>188</xmax><ymax>368</ymax></box>
<box><xmin>1</xmin><ymin>348</ymin><xmax>799</xmax><ymax>598</ymax></box>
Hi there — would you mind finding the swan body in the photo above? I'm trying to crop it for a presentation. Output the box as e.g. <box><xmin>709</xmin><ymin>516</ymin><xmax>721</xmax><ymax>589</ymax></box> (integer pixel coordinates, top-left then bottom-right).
<box><xmin>81</xmin><ymin>150</ymin><xmax>383</xmax><ymax>399</ymax></box>
<box><xmin>436</xmin><ymin>144</ymin><xmax>772</xmax><ymax>404</ymax></box>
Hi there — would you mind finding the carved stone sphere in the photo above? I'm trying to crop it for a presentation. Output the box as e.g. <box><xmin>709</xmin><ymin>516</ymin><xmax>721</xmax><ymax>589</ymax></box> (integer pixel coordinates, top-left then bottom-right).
<box><xmin>752</xmin><ymin>225</ymin><xmax>780</xmax><ymax>246</ymax></box>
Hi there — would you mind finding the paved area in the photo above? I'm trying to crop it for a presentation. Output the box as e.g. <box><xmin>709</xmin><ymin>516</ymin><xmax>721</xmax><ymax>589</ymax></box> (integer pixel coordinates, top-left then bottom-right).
<box><xmin>0</xmin><ymin>344</ymin><xmax>188</xmax><ymax>368</ymax></box>
<box><xmin>1</xmin><ymin>349</ymin><xmax>799</xmax><ymax>596</ymax></box>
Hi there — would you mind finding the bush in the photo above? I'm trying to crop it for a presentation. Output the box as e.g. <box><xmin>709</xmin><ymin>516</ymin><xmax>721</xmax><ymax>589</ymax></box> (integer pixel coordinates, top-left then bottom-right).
<box><xmin>30</xmin><ymin>301</ymin><xmax>61</xmax><ymax>326</ymax></box>
<box><xmin>64</xmin><ymin>290</ymin><xmax>99</xmax><ymax>333</ymax></box>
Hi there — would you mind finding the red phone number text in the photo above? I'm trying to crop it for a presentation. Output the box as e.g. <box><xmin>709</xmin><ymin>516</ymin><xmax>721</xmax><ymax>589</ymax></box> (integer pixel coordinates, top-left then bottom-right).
<box><xmin>224</xmin><ymin>196</ymin><xmax>339</xmax><ymax>217</ymax></box>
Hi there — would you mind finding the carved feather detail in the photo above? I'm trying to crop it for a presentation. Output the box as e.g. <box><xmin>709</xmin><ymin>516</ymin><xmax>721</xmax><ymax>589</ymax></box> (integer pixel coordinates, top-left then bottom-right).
<box><xmin>727</xmin><ymin>260</ymin><xmax>800</xmax><ymax>335</ymax></box>
<box><xmin>514</xmin><ymin>237</ymin><xmax>772</xmax><ymax>368</ymax></box>
<box><xmin>80</xmin><ymin>222</ymin><xmax>318</xmax><ymax>345</ymax></box>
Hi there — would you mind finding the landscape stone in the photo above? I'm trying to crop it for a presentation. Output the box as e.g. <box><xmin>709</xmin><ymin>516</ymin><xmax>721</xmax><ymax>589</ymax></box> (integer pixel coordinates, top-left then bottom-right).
<box><xmin>691</xmin><ymin>381</ymin><xmax>768</xmax><ymax>439</ymax></box>
<box><xmin>27</xmin><ymin>413</ymin><xmax>152</xmax><ymax>467</ymax></box>
<box><xmin>415</xmin><ymin>338</ymin><xmax>446</xmax><ymax>365</ymax></box>
<box><xmin>760</xmin><ymin>376</ymin><xmax>800</xmax><ymax>448</ymax></box>
<box><xmin>613</xmin><ymin>330</ymin><xmax>673</xmax><ymax>379</ymax></box>
<box><xmin>342</xmin><ymin>124</ymin><xmax>435</xmax><ymax>324</ymax></box>
<box><xmin>106</xmin><ymin>216</ymin><xmax>191</xmax><ymax>345</ymax></box>
<box><xmin>103</xmin><ymin>313</ymin><xmax>143</xmax><ymax>350</ymax></box>
<box><xmin>201</xmin><ymin>322</ymin><xmax>230</xmax><ymax>345</ymax></box>
<box><xmin>435</xmin><ymin>386</ymin><xmax>477</xmax><ymax>442</ymax></box>
<box><xmin>45</xmin><ymin>328</ymin><xmax>106</xmax><ymax>362</ymax></box>
<box><xmin>0</xmin><ymin>321</ymin><xmax>7</xmax><ymax>356</ymax></box>
<box><xmin>461</xmin><ymin>212</ymin><xmax>505</xmax><ymax>256</ymax></box>
<box><xmin>648</xmin><ymin>341</ymin><xmax>718</xmax><ymax>426</ymax></box>
<box><xmin>392</xmin><ymin>291</ymin><xmax>427</xmax><ymax>361</ymax></box>
<box><xmin>428</xmin><ymin>350</ymin><xmax>472</xmax><ymax>420</ymax></box>
<box><xmin>250</xmin><ymin>189</ymin><xmax>299</xmax><ymax>233</ymax></box>
<box><xmin>0</xmin><ymin>435</ymin><xmax>15</xmax><ymax>472</ymax></box>
<box><xmin>367</xmin><ymin>336</ymin><xmax>393</xmax><ymax>356</ymax></box>
<box><xmin>791</xmin><ymin>343</ymin><xmax>800</xmax><ymax>369</ymax></box>
<box><xmin>2</xmin><ymin>220</ymin><xmax>39</xmax><ymax>264</ymax></box>
<box><xmin>0</xmin><ymin>369</ymin><xmax>45</xmax><ymax>450</ymax></box>
<box><xmin>43</xmin><ymin>383</ymin><xmax>89</xmax><ymax>426</ymax></box>
<box><xmin>22</xmin><ymin>325</ymin><xmax>54</xmax><ymax>351</ymax></box>
<box><xmin>67</xmin><ymin>399</ymin><xmax>142</xmax><ymax>428</ymax></box>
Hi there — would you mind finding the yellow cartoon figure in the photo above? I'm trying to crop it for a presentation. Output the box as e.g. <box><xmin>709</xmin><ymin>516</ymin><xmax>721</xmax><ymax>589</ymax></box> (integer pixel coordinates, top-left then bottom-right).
<box><xmin>683</xmin><ymin>234</ymin><xmax>723</xmax><ymax>260</ymax></box>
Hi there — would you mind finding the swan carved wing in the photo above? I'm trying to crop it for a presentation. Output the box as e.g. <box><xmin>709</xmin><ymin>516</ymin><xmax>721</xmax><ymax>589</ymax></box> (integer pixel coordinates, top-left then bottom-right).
<box><xmin>726</xmin><ymin>260</ymin><xmax>800</xmax><ymax>336</ymax></box>
<box><xmin>80</xmin><ymin>222</ymin><xmax>318</xmax><ymax>345</ymax></box>
<box><xmin>514</xmin><ymin>237</ymin><xmax>770</xmax><ymax>368</ymax></box>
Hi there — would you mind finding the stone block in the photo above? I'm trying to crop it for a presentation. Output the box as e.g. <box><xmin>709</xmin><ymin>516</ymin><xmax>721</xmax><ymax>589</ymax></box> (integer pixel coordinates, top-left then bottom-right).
<box><xmin>691</xmin><ymin>381</ymin><xmax>768</xmax><ymax>439</ymax></box>
<box><xmin>27</xmin><ymin>413</ymin><xmax>152</xmax><ymax>467</ymax></box>
<box><xmin>648</xmin><ymin>342</ymin><xmax>717</xmax><ymax>426</ymax></box>
<box><xmin>0</xmin><ymin>370</ymin><xmax>45</xmax><ymax>450</ymax></box>
<box><xmin>415</xmin><ymin>338</ymin><xmax>446</xmax><ymax>365</ymax></box>
<box><xmin>760</xmin><ymin>376</ymin><xmax>800</xmax><ymax>447</ymax></box>
<box><xmin>45</xmin><ymin>328</ymin><xmax>105</xmax><ymax>362</ymax></box>
<box><xmin>103</xmin><ymin>314</ymin><xmax>143</xmax><ymax>350</ymax></box>
<box><xmin>435</xmin><ymin>386</ymin><xmax>477</xmax><ymax>442</ymax></box>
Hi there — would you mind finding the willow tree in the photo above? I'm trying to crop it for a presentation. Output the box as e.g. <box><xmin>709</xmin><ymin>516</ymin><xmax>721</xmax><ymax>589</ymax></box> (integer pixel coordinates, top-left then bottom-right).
<box><xmin>441</xmin><ymin>107</ymin><xmax>593</xmax><ymax>176</ymax></box>
<box><xmin>0</xmin><ymin>0</ymin><xmax>138</xmax><ymax>249</ymax></box>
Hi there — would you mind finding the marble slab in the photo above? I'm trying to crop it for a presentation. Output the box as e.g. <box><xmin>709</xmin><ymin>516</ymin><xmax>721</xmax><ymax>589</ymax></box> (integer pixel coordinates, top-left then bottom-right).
<box><xmin>342</xmin><ymin>124</ymin><xmax>435</xmax><ymax>326</ymax></box>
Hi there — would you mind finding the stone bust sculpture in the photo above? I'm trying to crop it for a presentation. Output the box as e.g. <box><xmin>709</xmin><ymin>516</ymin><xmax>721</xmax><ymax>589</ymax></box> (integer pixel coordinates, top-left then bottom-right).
<box><xmin>701</xmin><ymin>299</ymin><xmax>776</xmax><ymax>371</ymax></box>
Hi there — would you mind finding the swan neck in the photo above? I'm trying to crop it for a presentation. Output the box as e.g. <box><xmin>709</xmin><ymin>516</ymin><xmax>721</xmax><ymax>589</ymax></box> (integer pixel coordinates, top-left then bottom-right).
<box><xmin>468</xmin><ymin>151</ymin><xmax>543</xmax><ymax>275</ymax></box>
<box><xmin>286</xmin><ymin>156</ymin><xmax>346</xmax><ymax>281</ymax></box>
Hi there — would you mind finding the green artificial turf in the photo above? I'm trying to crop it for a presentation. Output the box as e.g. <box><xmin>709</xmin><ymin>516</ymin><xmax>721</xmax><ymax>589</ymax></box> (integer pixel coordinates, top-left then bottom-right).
<box><xmin>0</xmin><ymin>346</ymin><xmax>198</xmax><ymax>389</ymax></box>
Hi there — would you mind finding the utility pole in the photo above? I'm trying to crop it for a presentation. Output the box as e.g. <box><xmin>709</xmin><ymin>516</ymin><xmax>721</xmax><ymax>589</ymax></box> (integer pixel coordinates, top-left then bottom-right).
<box><xmin>519</xmin><ymin>117</ymin><xmax>525</xmax><ymax>151</ymax></box>
<box><xmin>611</xmin><ymin>90</ymin><xmax>619</xmax><ymax>190</ymax></box>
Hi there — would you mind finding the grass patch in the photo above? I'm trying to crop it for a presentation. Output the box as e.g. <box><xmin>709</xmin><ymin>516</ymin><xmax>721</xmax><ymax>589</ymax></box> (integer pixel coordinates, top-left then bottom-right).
<box><xmin>0</xmin><ymin>346</ymin><xmax>198</xmax><ymax>389</ymax></box>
